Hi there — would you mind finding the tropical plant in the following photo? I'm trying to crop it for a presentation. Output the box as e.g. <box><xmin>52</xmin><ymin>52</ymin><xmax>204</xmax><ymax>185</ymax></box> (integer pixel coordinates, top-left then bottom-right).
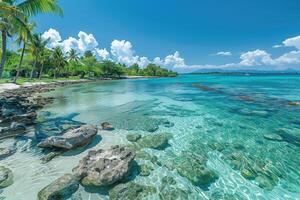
<box><xmin>51</xmin><ymin>47</ymin><xmax>67</xmax><ymax>78</ymax></box>
<box><xmin>67</xmin><ymin>48</ymin><xmax>79</xmax><ymax>62</ymax></box>
<box><xmin>13</xmin><ymin>19</ymin><xmax>35</xmax><ymax>83</ymax></box>
<box><xmin>0</xmin><ymin>0</ymin><xmax>63</xmax><ymax>78</ymax></box>
<box><xmin>27</xmin><ymin>33</ymin><xmax>49</xmax><ymax>79</ymax></box>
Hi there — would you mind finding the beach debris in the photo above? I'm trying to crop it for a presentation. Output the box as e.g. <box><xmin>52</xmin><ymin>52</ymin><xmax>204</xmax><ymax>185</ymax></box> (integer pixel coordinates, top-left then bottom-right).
<box><xmin>72</xmin><ymin>145</ymin><xmax>135</xmax><ymax>187</ymax></box>
<box><xmin>37</xmin><ymin>174</ymin><xmax>79</xmax><ymax>200</ymax></box>
<box><xmin>37</xmin><ymin>125</ymin><xmax>98</xmax><ymax>150</ymax></box>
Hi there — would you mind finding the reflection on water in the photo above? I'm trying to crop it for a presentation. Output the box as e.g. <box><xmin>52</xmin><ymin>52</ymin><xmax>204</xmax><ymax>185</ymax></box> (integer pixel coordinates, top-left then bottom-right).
<box><xmin>1</xmin><ymin>74</ymin><xmax>300</xmax><ymax>199</ymax></box>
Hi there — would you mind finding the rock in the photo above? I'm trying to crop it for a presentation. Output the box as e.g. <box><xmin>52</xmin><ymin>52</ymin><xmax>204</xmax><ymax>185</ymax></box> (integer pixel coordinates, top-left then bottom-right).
<box><xmin>165</xmin><ymin>152</ymin><xmax>218</xmax><ymax>187</ymax></box>
<box><xmin>37</xmin><ymin>174</ymin><xmax>79</xmax><ymax>200</ymax></box>
<box><xmin>263</xmin><ymin>134</ymin><xmax>283</xmax><ymax>142</ymax></box>
<box><xmin>0</xmin><ymin>166</ymin><xmax>13</xmax><ymax>188</ymax></box>
<box><xmin>255</xmin><ymin>176</ymin><xmax>275</xmax><ymax>190</ymax></box>
<box><xmin>10</xmin><ymin>122</ymin><xmax>26</xmax><ymax>131</ymax></box>
<box><xmin>109</xmin><ymin>182</ymin><xmax>157</xmax><ymax>200</ymax></box>
<box><xmin>0</xmin><ymin>148</ymin><xmax>16</xmax><ymax>160</ymax></box>
<box><xmin>72</xmin><ymin>145</ymin><xmax>135</xmax><ymax>187</ymax></box>
<box><xmin>287</xmin><ymin>101</ymin><xmax>300</xmax><ymax>106</ymax></box>
<box><xmin>126</xmin><ymin>133</ymin><xmax>141</xmax><ymax>142</ymax></box>
<box><xmin>41</xmin><ymin>152</ymin><xmax>62</xmax><ymax>164</ymax></box>
<box><xmin>241</xmin><ymin>168</ymin><xmax>256</xmax><ymax>180</ymax></box>
<box><xmin>135</xmin><ymin>150</ymin><xmax>160</xmax><ymax>165</ymax></box>
<box><xmin>100</xmin><ymin>122</ymin><xmax>114</xmax><ymax>130</ymax></box>
<box><xmin>37</xmin><ymin>125</ymin><xmax>98</xmax><ymax>150</ymax></box>
<box><xmin>138</xmin><ymin>164</ymin><xmax>154</xmax><ymax>176</ymax></box>
<box><xmin>159</xmin><ymin>176</ymin><xmax>190</xmax><ymax>200</ymax></box>
<box><xmin>136</xmin><ymin>133</ymin><xmax>172</xmax><ymax>150</ymax></box>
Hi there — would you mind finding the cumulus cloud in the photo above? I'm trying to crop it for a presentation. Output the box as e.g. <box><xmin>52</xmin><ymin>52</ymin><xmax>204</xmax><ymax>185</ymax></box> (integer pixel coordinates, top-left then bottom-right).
<box><xmin>212</xmin><ymin>51</ymin><xmax>232</xmax><ymax>56</ymax></box>
<box><xmin>41</xmin><ymin>28</ymin><xmax>62</xmax><ymax>48</ymax></box>
<box><xmin>42</xmin><ymin>28</ymin><xmax>300</xmax><ymax>72</ymax></box>
<box><xmin>239</xmin><ymin>49</ymin><xmax>274</xmax><ymax>66</ymax></box>
<box><xmin>283</xmin><ymin>35</ymin><xmax>300</xmax><ymax>50</ymax></box>
<box><xmin>95</xmin><ymin>48</ymin><xmax>110</xmax><ymax>60</ymax></box>
<box><xmin>42</xmin><ymin>28</ymin><xmax>98</xmax><ymax>54</ymax></box>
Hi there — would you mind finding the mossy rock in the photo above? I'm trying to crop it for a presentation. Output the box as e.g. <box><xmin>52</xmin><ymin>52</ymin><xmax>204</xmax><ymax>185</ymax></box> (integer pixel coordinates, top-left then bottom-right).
<box><xmin>174</xmin><ymin>155</ymin><xmax>218</xmax><ymax>186</ymax></box>
<box><xmin>0</xmin><ymin>166</ymin><xmax>13</xmax><ymax>188</ymax></box>
<box><xmin>241</xmin><ymin>167</ymin><xmax>256</xmax><ymax>180</ymax></box>
<box><xmin>135</xmin><ymin>151</ymin><xmax>161</xmax><ymax>165</ymax></box>
<box><xmin>126</xmin><ymin>133</ymin><xmax>142</xmax><ymax>142</ymax></box>
<box><xmin>109</xmin><ymin>182</ymin><xmax>157</xmax><ymax>200</ymax></box>
<box><xmin>138</xmin><ymin>164</ymin><xmax>154</xmax><ymax>177</ymax></box>
<box><xmin>37</xmin><ymin>174</ymin><xmax>79</xmax><ymax>200</ymax></box>
<box><xmin>210</xmin><ymin>190</ymin><xmax>246</xmax><ymax>200</ymax></box>
<box><xmin>135</xmin><ymin>133</ymin><xmax>172</xmax><ymax>150</ymax></box>
<box><xmin>159</xmin><ymin>176</ymin><xmax>190</xmax><ymax>200</ymax></box>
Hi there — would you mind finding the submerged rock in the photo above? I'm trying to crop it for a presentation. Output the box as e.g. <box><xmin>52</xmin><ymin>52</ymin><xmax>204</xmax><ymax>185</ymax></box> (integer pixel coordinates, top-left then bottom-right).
<box><xmin>135</xmin><ymin>133</ymin><xmax>172</xmax><ymax>150</ymax></box>
<box><xmin>126</xmin><ymin>133</ymin><xmax>141</xmax><ymax>142</ymax></box>
<box><xmin>41</xmin><ymin>152</ymin><xmax>62</xmax><ymax>164</ymax></box>
<box><xmin>159</xmin><ymin>176</ymin><xmax>190</xmax><ymax>200</ymax></box>
<box><xmin>287</xmin><ymin>101</ymin><xmax>300</xmax><ymax>106</ymax></box>
<box><xmin>100</xmin><ymin>122</ymin><xmax>114</xmax><ymax>130</ymax></box>
<box><xmin>138</xmin><ymin>164</ymin><xmax>154</xmax><ymax>176</ymax></box>
<box><xmin>0</xmin><ymin>166</ymin><xmax>13</xmax><ymax>188</ymax></box>
<box><xmin>263</xmin><ymin>134</ymin><xmax>283</xmax><ymax>142</ymax></box>
<box><xmin>72</xmin><ymin>145</ymin><xmax>135</xmax><ymax>187</ymax></box>
<box><xmin>37</xmin><ymin>174</ymin><xmax>79</xmax><ymax>200</ymax></box>
<box><xmin>0</xmin><ymin>148</ymin><xmax>16</xmax><ymax>160</ymax></box>
<box><xmin>37</xmin><ymin>125</ymin><xmax>98</xmax><ymax>150</ymax></box>
<box><xmin>109</xmin><ymin>182</ymin><xmax>157</xmax><ymax>200</ymax></box>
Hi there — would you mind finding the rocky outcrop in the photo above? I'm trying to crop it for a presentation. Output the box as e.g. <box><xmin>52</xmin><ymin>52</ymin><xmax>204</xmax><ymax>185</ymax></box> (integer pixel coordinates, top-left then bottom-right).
<box><xmin>37</xmin><ymin>174</ymin><xmax>79</xmax><ymax>200</ymax></box>
<box><xmin>0</xmin><ymin>166</ymin><xmax>13</xmax><ymax>188</ymax></box>
<box><xmin>0</xmin><ymin>81</ymin><xmax>88</xmax><ymax>140</ymax></box>
<box><xmin>72</xmin><ymin>145</ymin><xmax>135</xmax><ymax>187</ymax></box>
<box><xmin>37</xmin><ymin>125</ymin><xmax>98</xmax><ymax>150</ymax></box>
<box><xmin>109</xmin><ymin>182</ymin><xmax>156</xmax><ymax>200</ymax></box>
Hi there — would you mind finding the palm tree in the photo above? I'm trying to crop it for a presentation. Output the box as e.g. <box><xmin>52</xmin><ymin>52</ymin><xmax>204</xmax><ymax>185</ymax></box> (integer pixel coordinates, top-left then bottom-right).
<box><xmin>68</xmin><ymin>49</ymin><xmax>79</xmax><ymax>62</ymax></box>
<box><xmin>28</xmin><ymin>33</ymin><xmax>49</xmax><ymax>79</ymax></box>
<box><xmin>52</xmin><ymin>47</ymin><xmax>67</xmax><ymax>78</ymax></box>
<box><xmin>38</xmin><ymin>47</ymin><xmax>50</xmax><ymax>79</ymax></box>
<box><xmin>13</xmin><ymin>19</ymin><xmax>35</xmax><ymax>83</ymax></box>
<box><xmin>0</xmin><ymin>0</ymin><xmax>63</xmax><ymax>78</ymax></box>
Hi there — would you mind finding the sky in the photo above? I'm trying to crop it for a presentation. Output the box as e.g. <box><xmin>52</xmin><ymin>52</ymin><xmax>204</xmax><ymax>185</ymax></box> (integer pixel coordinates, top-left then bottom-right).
<box><xmin>34</xmin><ymin>0</ymin><xmax>300</xmax><ymax>72</ymax></box>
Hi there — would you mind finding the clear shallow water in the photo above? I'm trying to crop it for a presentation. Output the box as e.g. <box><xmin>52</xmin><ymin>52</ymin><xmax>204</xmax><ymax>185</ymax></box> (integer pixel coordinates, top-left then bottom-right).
<box><xmin>1</xmin><ymin>74</ymin><xmax>300</xmax><ymax>200</ymax></box>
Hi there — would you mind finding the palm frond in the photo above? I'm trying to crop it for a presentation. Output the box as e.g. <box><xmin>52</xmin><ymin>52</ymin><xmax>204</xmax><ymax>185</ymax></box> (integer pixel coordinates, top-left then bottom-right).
<box><xmin>17</xmin><ymin>0</ymin><xmax>63</xmax><ymax>16</ymax></box>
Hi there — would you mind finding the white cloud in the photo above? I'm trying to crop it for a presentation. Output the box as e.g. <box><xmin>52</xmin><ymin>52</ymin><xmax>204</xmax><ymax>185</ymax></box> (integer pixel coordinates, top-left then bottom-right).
<box><xmin>212</xmin><ymin>51</ymin><xmax>232</xmax><ymax>56</ymax></box>
<box><xmin>95</xmin><ymin>48</ymin><xmax>110</xmax><ymax>60</ymax></box>
<box><xmin>42</xmin><ymin>29</ymin><xmax>300</xmax><ymax>72</ymax></box>
<box><xmin>41</xmin><ymin>28</ymin><xmax>62</xmax><ymax>48</ymax></box>
<box><xmin>272</xmin><ymin>44</ymin><xmax>282</xmax><ymax>48</ymax></box>
<box><xmin>240</xmin><ymin>49</ymin><xmax>274</xmax><ymax>66</ymax></box>
<box><xmin>283</xmin><ymin>35</ymin><xmax>300</xmax><ymax>50</ymax></box>
<box><xmin>42</xmin><ymin>28</ymin><xmax>98</xmax><ymax>54</ymax></box>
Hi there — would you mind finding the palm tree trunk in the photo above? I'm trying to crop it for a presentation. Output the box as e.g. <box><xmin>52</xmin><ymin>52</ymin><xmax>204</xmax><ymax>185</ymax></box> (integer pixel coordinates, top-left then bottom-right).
<box><xmin>30</xmin><ymin>57</ymin><xmax>37</xmax><ymax>80</ymax></box>
<box><xmin>0</xmin><ymin>30</ymin><xmax>7</xmax><ymax>79</ymax></box>
<box><xmin>13</xmin><ymin>42</ymin><xmax>26</xmax><ymax>83</ymax></box>
<box><xmin>39</xmin><ymin>62</ymin><xmax>44</xmax><ymax>80</ymax></box>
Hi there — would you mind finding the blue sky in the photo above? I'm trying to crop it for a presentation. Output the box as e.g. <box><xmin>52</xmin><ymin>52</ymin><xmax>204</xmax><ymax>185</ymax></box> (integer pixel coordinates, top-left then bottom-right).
<box><xmin>35</xmin><ymin>0</ymin><xmax>300</xmax><ymax>72</ymax></box>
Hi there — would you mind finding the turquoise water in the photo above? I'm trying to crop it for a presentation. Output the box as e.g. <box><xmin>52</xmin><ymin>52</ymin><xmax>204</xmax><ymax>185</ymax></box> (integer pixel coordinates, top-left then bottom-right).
<box><xmin>1</xmin><ymin>74</ymin><xmax>300</xmax><ymax>199</ymax></box>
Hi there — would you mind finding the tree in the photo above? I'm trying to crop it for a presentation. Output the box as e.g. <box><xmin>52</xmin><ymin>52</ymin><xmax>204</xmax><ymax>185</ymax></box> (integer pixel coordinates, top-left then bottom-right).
<box><xmin>51</xmin><ymin>47</ymin><xmax>67</xmax><ymax>78</ymax></box>
<box><xmin>0</xmin><ymin>0</ymin><xmax>63</xmax><ymax>78</ymax></box>
<box><xmin>68</xmin><ymin>49</ymin><xmax>79</xmax><ymax>62</ymax></box>
<box><xmin>82</xmin><ymin>50</ymin><xmax>97</xmax><ymax>77</ymax></box>
<box><xmin>13</xmin><ymin>19</ymin><xmax>35</xmax><ymax>83</ymax></box>
<box><xmin>28</xmin><ymin>33</ymin><xmax>49</xmax><ymax>79</ymax></box>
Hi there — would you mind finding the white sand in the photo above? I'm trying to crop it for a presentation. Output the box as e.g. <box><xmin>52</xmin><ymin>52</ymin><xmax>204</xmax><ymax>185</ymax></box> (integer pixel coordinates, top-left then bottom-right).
<box><xmin>0</xmin><ymin>83</ymin><xmax>20</xmax><ymax>93</ymax></box>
